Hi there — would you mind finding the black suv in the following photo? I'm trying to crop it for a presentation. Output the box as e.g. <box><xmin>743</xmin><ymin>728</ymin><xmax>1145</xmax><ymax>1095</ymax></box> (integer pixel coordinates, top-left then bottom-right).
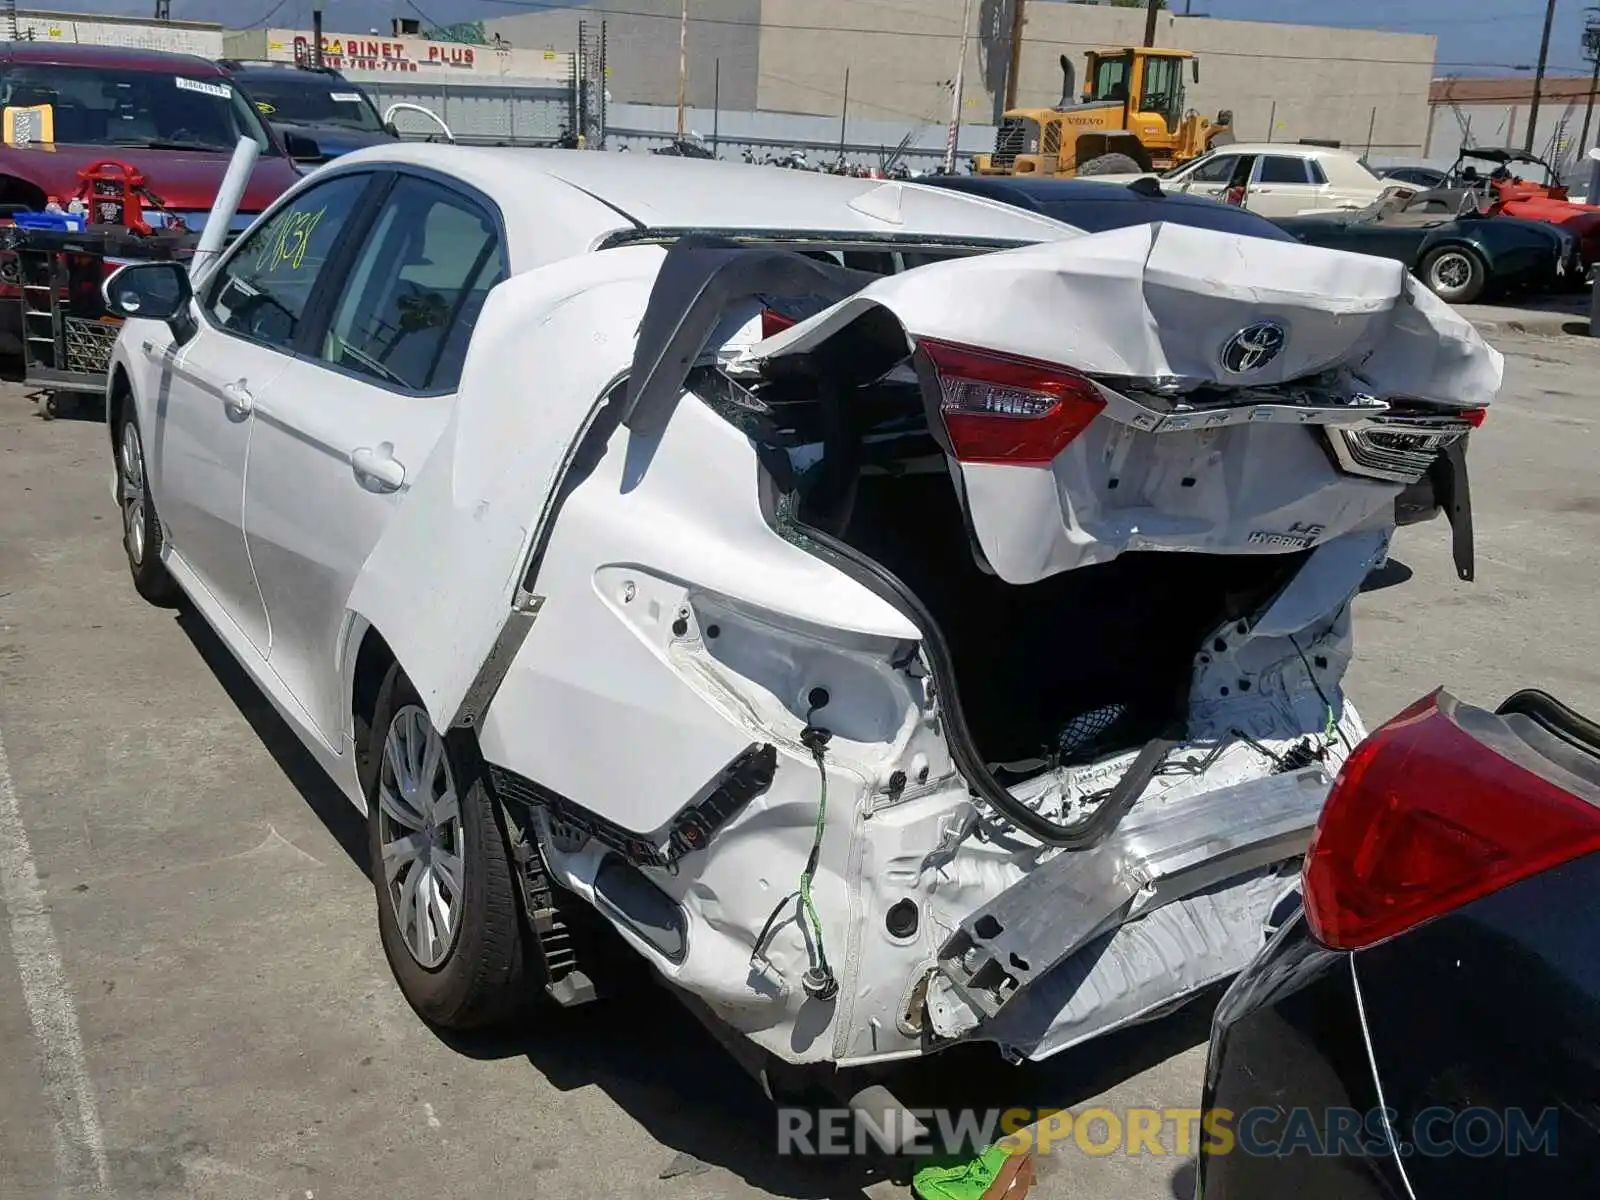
<box><xmin>218</xmin><ymin>59</ymin><xmax>395</xmax><ymax>163</ymax></box>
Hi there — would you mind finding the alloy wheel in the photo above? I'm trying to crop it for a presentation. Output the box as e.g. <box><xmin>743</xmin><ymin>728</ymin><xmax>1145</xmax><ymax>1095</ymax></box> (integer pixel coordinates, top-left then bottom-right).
<box><xmin>119</xmin><ymin>421</ymin><xmax>147</xmax><ymax>566</ymax></box>
<box><xmin>1429</xmin><ymin>251</ymin><xmax>1472</xmax><ymax>294</ymax></box>
<box><xmin>377</xmin><ymin>705</ymin><xmax>466</xmax><ymax>970</ymax></box>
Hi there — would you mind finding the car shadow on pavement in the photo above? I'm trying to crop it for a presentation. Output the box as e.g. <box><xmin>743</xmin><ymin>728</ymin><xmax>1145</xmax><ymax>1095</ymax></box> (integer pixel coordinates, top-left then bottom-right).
<box><xmin>1361</xmin><ymin>557</ymin><xmax>1414</xmax><ymax>593</ymax></box>
<box><xmin>173</xmin><ymin>607</ymin><xmax>1218</xmax><ymax>1199</ymax></box>
<box><xmin>174</xmin><ymin>608</ymin><xmax>371</xmax><ymax>874</ymax></box>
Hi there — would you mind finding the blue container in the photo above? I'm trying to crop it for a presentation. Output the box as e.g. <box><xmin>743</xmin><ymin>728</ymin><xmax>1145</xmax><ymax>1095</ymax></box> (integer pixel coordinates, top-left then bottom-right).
<box><xmin>13</xmin><ymin>211</ymin><xmax>88</xmax><ymax>233</ymax></box>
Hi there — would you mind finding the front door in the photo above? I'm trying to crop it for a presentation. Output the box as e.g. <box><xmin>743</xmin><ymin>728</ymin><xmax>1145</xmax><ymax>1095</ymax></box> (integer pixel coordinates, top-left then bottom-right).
<box><xmin>1177</xmin><ymin>152</ymin><xmax>1243</xmax><ymax>201</ymax></box>
<box><xmin>152</xmin><ymin>169</ymin><xmax>377</xmax><ymax>654</ymax></box>
<box><xmin>242</xmin><ymin>171</ymin><xmax>508</xmax><ymax>748</ymax></box>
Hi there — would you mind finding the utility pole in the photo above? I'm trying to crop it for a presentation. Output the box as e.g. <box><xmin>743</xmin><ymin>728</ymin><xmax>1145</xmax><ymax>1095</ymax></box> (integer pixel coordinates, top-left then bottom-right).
<box><xmin>1580</xmin><ymin>8</ymin><xmax>1600</xmax><ymax>158</ymax></box>
<box><xmin>675</xmin><ymin>0</ymin><xmax>689</xmax><ymax>138</ymax></box>
<box><xmin>1143</xmin><ymin>0</ymin><xmax>1161</xmax><ymax>48</ymax></box>
<box><xmin>1526</xmin><ymin>0</ymin><xmax>1558</xmax><ymax>152</ymax></box>
<box><xmin>944</xmin><ymin>0</ymin><xmax>976</xmax><ymax>173</ymax></box>
<box><xmin>1004</xmin><ymin>0</ymin><xmax>1027</xmax><ymax>111</ymax></box>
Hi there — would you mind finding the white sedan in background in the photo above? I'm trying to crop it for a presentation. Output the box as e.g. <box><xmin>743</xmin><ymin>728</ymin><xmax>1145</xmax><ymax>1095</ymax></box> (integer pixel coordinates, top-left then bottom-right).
<box><xmin>101</xmin><ymin>146</ymin><xmax>1500</xmax><ymax>1123</ymax></box>
<box><xmin>1094</xmin><ymin>143</ymin><xmax>1396</xmax><ymax>218</ymax></box>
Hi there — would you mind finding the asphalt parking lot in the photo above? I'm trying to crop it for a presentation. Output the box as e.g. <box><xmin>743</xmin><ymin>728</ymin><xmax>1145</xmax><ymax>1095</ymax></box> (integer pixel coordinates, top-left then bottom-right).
<box><xmin>1</xmin><ymin>327</ymin><xmax>1597</xmax><ymax>1200</ymax></box>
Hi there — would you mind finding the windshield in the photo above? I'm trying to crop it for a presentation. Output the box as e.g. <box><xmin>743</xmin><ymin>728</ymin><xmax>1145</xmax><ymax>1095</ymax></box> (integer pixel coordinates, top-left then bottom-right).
<box><xmin>0</xmin><ymin>62</ymin><xmax>276</xmax><ymax>153</ymax></box>
<box><xmin>241</xmin><ymin>77</ymin><xmax>385</xmax><ymax>133</ymax></box>
<box><xmin>1161</xmin><ymin>153</ymin><xmax>1203</xmax><ymax>179</ymax></box>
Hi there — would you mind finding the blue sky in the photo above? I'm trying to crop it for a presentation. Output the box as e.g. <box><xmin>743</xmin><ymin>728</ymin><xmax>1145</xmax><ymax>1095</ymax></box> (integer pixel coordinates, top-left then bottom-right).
<box><xmin>57</xmin><ymin>0</ymin><xmax>1600</xmax><ymax>77</ymax></box>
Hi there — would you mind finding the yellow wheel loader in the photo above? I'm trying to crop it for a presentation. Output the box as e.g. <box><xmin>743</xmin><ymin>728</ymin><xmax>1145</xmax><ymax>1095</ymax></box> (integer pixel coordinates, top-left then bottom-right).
<box><xmin>974</xmin><ymin>48</ymin><xmax>1234</xmax><ymax>178</ymax></box>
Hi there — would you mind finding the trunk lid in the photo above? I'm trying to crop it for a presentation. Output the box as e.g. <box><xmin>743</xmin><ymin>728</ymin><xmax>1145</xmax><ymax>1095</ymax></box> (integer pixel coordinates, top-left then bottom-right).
<box><xmin>740</xmin><ymin>221</ymin><xmax>1502</xmax><ymax>584</ymax></box>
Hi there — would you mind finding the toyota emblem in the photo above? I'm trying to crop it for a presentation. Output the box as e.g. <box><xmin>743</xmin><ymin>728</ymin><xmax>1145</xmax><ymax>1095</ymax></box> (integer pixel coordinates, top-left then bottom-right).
<box><xmin>1220</xmin><ymin>321</ymin><xmax>1287</xmax><ymax>374</ymax></box>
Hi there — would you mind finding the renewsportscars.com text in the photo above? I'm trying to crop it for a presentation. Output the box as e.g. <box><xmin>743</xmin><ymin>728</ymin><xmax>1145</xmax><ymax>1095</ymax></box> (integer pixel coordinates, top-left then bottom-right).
<box><xmin>776</xmin><ymin>1105</ymin><xmax>1560</xmax><ymax>1159</ymax></box>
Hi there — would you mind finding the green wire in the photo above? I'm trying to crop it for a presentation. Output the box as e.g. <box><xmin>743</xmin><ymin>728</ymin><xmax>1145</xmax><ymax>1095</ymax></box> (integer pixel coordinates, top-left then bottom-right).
<box><xmin>798</xmin><ymin>752</ymin><xmax>831</xmax><ymax>972</ymax></box>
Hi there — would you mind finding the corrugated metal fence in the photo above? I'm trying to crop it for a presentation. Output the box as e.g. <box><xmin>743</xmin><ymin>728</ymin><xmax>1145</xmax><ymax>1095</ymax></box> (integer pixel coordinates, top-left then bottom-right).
<box><xmin>358</xmin><ymin>79</ymin><xmax>575</xmax><ymax>145</ymax></box>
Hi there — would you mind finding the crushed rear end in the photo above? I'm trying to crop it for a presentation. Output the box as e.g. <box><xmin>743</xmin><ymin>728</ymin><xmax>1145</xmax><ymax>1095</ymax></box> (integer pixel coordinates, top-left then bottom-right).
<box><xmin>361</xmin><ymin>222</ymin><xmax>1502</xmax><ymax>1072</ymax></box>
<box><xmin>620</xmin><ymin>224</ymin><xmax>1502</xmax><ymax>1063</ymax></box>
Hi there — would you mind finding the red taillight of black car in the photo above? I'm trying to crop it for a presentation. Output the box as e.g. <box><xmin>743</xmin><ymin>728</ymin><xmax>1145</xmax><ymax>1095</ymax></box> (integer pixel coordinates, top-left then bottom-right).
<box><xmin>1303</xmin><ymin>689</ymin><xmax>1600</xmax><ymax>951</ymax></box>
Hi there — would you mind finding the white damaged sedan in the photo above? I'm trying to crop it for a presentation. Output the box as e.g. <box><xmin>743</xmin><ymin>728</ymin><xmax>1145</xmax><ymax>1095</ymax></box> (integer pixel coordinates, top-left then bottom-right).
<box><xmin>102</xmin><ymin>146</ymin><xmax>1501</xmax><ymax>1096</ymax></box>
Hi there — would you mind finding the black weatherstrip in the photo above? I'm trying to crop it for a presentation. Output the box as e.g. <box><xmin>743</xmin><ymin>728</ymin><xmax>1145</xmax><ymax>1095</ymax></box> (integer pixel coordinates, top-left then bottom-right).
<box><xmin>620</xmin><ymin>233</ymin><xmax>876</xmax><ymax>440</ymax></box>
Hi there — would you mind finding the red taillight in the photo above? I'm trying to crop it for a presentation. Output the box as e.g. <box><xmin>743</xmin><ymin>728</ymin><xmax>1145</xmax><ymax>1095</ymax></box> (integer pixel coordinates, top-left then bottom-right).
<box><xmin>1303</xmin><ymin>689</ymin><xmax>1600</xmax><ymax>951</ymax></box>
<box><xmin>920</xmin><ymin>338</ymin><xmax>1106</xmax><ymax>465</ymax></box>
<box><xmin>760</xmin><ymin>308</ymin><xmax>796</xmax><ymax>339</ymax></box>
<box><xmin>1462</xmin><ymin>407</ymin><xmax>1488</xmax><ymax>428</ymax></box>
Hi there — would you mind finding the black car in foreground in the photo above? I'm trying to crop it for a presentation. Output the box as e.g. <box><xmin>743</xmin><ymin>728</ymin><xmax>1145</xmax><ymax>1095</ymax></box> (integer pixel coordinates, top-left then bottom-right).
<box><xmin>1199</xmin><ymin>687</ymin><xmax>1600</xmax><ymax>1199</ymax></box>
<box><xmin>918</xmin><ymin>172</ymin><xmax>1296</xmax><ymax>241</ymax></box>
<box><xmin>1274</xmin><ymin>194</ymin><xmax>1583</xmax><ymax>304</ymax></box>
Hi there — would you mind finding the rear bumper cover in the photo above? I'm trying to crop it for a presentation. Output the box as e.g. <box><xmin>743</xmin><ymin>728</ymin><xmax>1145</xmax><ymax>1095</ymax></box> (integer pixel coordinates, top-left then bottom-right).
<box><xmin>929</xmin><ymin>767</ymin><xmax>1331</xmax><ymax>1061</ymax></box>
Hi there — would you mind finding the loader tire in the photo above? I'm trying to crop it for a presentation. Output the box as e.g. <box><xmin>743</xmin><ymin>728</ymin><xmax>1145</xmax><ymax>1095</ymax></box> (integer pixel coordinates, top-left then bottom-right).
<box><xmin>1077</xmin><ymin>152</ymin><xmax>1144</xmax><ymax>177</ymax></box>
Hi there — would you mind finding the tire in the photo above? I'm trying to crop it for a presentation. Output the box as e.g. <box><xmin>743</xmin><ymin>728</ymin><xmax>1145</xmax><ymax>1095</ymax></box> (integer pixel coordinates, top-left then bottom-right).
<box><xmin>1076</xmin><ymin>151</ymin><xmax>1144</xmax><ymax>177</ymax></box>
<box><xmin>115</xmin><ymin>405</ymin><xmax>182</xmax><ymax>607</ymax></box>
<box><xmin>1420</xmin><ymin>246</ymin><xmax>1486</xmax><ymax>304</ymax></box>
<box><xmin>367</xmin><ymin>665</ymin><xmax>532</xmax><ymax>1030</ymax></box>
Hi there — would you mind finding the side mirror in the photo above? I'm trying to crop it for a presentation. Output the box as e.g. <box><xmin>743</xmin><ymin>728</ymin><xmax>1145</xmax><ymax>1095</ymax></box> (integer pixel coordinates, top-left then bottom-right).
<box><xmin>282</xmin><ymin>131</ymin><xmax>323</xmax><ymax>163</ymax></box>
<box><xmin>383</xmin><ymin>121</ymin><xmax>400</xmax><ymax>138</ymax></box>
<box><xmin>1191</xmin><ymin>59</ymin><xmax>1200</xmax><ymax>83</ymax></box>
<box><xmin>103</xmin><ymin>262</ymin><xmax>195</xmax><ymax>341</ymax></box>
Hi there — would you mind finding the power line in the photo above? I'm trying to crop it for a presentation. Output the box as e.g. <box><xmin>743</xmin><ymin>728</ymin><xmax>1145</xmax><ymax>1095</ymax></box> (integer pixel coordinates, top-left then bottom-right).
<box><xmin>232</xmin><ymin>0</ymin><xmax>292</xmax><ymax>29</ymax></box>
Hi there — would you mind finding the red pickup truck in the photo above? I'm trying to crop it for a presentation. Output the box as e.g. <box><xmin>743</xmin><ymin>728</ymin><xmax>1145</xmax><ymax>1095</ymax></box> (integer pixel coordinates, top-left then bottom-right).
<box><xmin>0</xmin><ymin>42</ymin><xmax>305</xmax><ymax>355</ymax></box>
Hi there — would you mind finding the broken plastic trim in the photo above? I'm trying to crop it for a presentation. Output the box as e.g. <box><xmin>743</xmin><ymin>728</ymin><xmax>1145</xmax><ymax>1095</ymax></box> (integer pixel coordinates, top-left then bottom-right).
<box><xmin>621</xmin><ymin>234</ymin><xmax>878</xmax><ymax>441</ymax></box>
<box><xmin>488</xmin><ymin>742</ymin><xmax>778</xmax><ymax>868</ymax></box>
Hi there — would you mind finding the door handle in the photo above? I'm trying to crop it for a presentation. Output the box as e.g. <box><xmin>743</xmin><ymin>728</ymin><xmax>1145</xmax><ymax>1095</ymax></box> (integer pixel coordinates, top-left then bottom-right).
<box><xmin>221</xmin><ymin>380</ymin><xmax>254</xmax><ymax>418</ymax></box>
<box><xmin>351</xmin><ymin>443</ymin><xmax>406</xmax><ymax>492</ymax></box>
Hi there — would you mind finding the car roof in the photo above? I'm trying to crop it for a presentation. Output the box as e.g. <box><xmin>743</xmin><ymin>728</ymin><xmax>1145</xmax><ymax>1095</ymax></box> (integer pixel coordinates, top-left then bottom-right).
<box><xmin>323</xmin><ymin>144</ymin><xmax>1078</xmax><ymax>264</ymax></box>
<box><xmin>1457</xmin><ymin>146</ymin><xmax>1545</xmax><ymax>164</ymax></box>
<box><xmin>223</xmin><ymin>61</ymin><xmax>351</xmax><ymax>84</ymax></box>
<box><xmin>0</xmin><ymin>40</ymin><xmax>227</xmax><ymax>75</ymax></box>
<box><xmin>919</xmin><ymin>174</ymin><xmax>1293</xmax><ymax>241</ymax></box>
<box><xmin>924</xmin><ymin>174</ymin><xmax>1230</xmax><ymax>210</ymax></box>
<box><xmin>1199</xmin><ymin>143</ymin><xmax>1359</xmax><ymax>159</ymax></box>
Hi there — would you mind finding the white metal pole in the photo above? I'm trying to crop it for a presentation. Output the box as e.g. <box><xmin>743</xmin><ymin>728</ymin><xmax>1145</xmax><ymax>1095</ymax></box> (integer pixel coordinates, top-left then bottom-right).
<box><xmin>943</xmin><ymin>0</ymin><xmax>975</xmax><ymax>173</ymax></box>
<box><xmin>676</xmin><ymin>0</ymin><xmax>689</xmax><ymax>138</ymax></box>
<box><xmin>189</xmin><ymin>136</ymin><xmax>258</xmax><ymax>282</ymax></box>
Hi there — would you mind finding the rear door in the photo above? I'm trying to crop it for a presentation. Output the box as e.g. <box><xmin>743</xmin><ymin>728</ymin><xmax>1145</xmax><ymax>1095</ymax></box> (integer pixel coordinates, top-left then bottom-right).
<box><xmin>739</xmin><ymin>223</ymin><xmax>1502</xmax><ymax>585</ymax></box>
<box><xmin>241</xmin><ymin>170</ymin><xmax>508</xmax><ymax>748</ymax></box>
<box><xmin>1246</xmin><ymin>154</ymin><xmax>1323</xmax><ymax>217</ymax></box>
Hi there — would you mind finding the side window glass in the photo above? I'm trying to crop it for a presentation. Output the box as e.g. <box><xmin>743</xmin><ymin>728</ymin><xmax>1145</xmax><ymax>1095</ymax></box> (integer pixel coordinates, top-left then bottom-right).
<box><xmin>1189</xmin><ymin>154</ymin><xmax>1237</xmax><ymax>184</ymax></box>
<box><xmin>1258</xmin><ymin>156</ymin><xmax>1311</xmax><ymax>185</ymax></box>
<box><xmin>320</xmin><ymin>176</ymin><xmax>507</xmax><ymax>393</ymax></box>
<box><xmin>204</xmin><ymin>173</ymin><xmax>373</xmax><ymax>350</ymax></box>
<box><xmin>1306</xmin><ymin>160</ymin><xmax>1329</xmax><ymax>185</ymax></box>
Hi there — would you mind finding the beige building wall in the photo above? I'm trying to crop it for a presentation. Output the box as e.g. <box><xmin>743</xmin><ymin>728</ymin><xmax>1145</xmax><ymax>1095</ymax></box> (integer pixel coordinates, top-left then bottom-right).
<box><xmin>13</xmin><ymin>8</ymin><xmax>224</xmax><ymax>57</ymax></box>
<box><xmin>755</xmin><ymin>1</ymin><xmax>1436</xmax><ymax>154</ymax></box>
<box><xmin>488</xmin><ymin>0</ymin><xmax>764</xmax><ymax>111</ymax></box>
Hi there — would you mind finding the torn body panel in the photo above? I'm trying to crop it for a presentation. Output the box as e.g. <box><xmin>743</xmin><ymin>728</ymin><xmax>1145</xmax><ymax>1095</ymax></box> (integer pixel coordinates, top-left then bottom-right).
<box><xmin>739</xmin><ymin>223</ymin><xmax>1502</xmax><ymax>585</ymax></box>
